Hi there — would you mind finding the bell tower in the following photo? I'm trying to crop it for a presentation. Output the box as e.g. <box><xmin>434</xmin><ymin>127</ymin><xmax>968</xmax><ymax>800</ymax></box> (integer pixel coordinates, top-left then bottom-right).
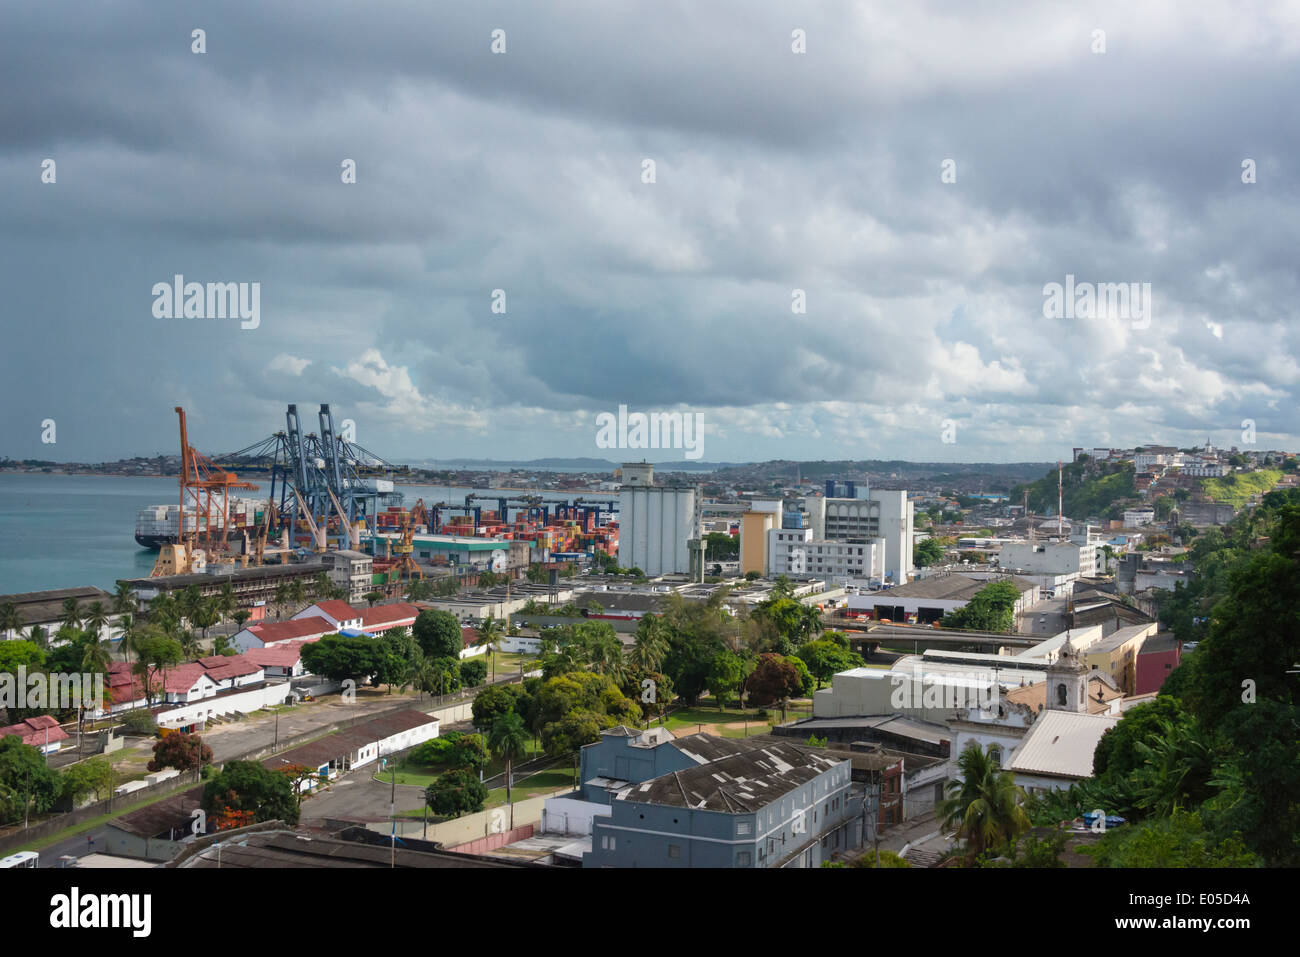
<box><xmin>1046</xmin><ymin>634</ymin><xmax>1089</xmax><ymax>713</ymax></box>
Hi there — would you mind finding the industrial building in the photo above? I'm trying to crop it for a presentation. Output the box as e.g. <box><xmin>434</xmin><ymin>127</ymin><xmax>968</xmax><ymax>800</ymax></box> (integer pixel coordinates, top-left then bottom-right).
<box><xmin>616</xmin><ymin>463</ymin><xmax>697</xmax><ymax>577</ymax></box>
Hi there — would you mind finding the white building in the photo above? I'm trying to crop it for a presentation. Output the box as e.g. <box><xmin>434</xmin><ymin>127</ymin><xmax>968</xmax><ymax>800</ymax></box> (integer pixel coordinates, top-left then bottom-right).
<box><xmin>1123</xmin><ymin>508</ymin><xmax>1156</xmax><ymax>527</ymax></box>
<box><xmin>998</xmin><ymin>540</ymin><xmax>1096</xmax><ymax>579</ymax></box>
<box><xmin>803</xmin><ymin>489</ymin><xmax>913</xmax><ymax>583</ymax></box>
<box><xmin>618</xmin><ymin>464</ymin><xmax>697</xmax><ymax>577</ymax></box>
<box><xmin>320</xmin><ymin>549</ymin><xmax>374</xmax><ymax>603</ymax></box>
<box><xmin>766</xmin><ymin>527</ymin><xmax>885</xmax><ymax>583</ymax></box>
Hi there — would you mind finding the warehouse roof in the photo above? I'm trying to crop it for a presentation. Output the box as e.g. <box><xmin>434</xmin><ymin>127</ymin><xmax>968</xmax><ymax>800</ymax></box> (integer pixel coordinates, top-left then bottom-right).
<box><xmin>615</xmin><ymin>742</ymin><xmax>845</xmax><ymax>812</ymax></box>
<box><xmin>0</xmin><ymin>586</ymin><xmax>116</xmax><ymax>628</ymax></box>
<box><xmin>111</xmin><ymin>787</ymin><xmax>204</xmax><ymax>838</ymax></box>
<box><xmin>871</xmin><ymin>574</ymin><xmax>1035</xmax><ymax>602</ymax></box>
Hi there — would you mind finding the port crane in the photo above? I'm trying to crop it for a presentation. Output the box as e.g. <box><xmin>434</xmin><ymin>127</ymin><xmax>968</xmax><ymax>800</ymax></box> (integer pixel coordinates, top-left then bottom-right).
<box><xmin>151</xmin><ymin>406</ymin><xmax>258</xmax><ymax>577</ymax></box>
<box><xmin>214</xmin><ymin>403</ymin><xmax>404</xmax><ymax>548</ymax></box>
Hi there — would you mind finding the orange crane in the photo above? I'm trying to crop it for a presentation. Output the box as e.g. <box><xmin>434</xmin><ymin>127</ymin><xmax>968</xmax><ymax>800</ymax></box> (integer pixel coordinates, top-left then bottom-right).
<box><xmin>152</xmin><ymin>406</ymin><xmax>258</xmax><ymax>576</ymax></box>
<box><xmin>393</xmin><ymin>513</ymin><xmax>424</xmax><ymax>580</ymax></box>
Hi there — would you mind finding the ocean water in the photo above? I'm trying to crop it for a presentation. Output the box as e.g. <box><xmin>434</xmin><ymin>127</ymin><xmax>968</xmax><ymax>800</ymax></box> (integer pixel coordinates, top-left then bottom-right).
<box><xmin>0</xmin><ymin>474</ymin><xmax>615</xmax><ymax>595</ymax></box>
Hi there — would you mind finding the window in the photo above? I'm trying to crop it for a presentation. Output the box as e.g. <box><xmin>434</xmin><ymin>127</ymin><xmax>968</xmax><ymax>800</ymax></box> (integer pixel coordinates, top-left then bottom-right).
<box><xmin>601</xmin><ymin>835</ymin><xmax>616</xmax><ymax>850</ymax></box>
<box><xmin>668</xmin><ymin>844</ymin><xmax>680</xmax><ymax>859</ymax></box>
<box><xmin>1056</xmin><ymin>683</ymin><xmax>1068</xmax><ymax>706</ymax></box>
<box><xmin>737</xmin><ymin>851</ymin><xmax>752</xmax><ymax>867</ymax></box>
<box><xmin>737</xmin><ymin>821</ymin><xmax>751</xmax><ymax>836</ymax></box>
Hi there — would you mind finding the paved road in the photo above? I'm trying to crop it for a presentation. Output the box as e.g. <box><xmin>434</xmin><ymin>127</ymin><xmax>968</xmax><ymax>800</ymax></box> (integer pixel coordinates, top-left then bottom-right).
<box><xmin>1017</xmin><ymin>596</ymin><xmax>1071</xmax><ymax>637</ymax></box>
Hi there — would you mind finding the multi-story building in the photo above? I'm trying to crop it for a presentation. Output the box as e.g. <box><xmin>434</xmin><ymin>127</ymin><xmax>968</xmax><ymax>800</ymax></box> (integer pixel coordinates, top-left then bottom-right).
<box><xmin>804</xmin><ymin>488</ymin><xmax>913</xmax><ymax>583</ymax></box>
<box><xmin>766</xmin><ymin>527</ymin><xmax>885</xmax><ymax>582</ymax></box>
<box><xmin>320</xmin><ymin>549</ymin><xmax>374</xmax><ymax>603</ymax></box>
<box><xmin>738</xmin><ymin>499</ymin><xmax>782</xmax><ymax>576</ymax></box>
<box><xmin>998</xmin><ymin>540</ymin><xmax>1096</xmax><ymax>580</ymax></box>
<box><xmin>586</xmin><ymin>740</ymin><xmax>862</xmax><ymax>868</ymax></box>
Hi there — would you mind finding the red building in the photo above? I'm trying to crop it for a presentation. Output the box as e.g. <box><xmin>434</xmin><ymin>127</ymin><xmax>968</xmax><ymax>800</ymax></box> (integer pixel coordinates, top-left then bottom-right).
<box><xmin>1134</xmin><ymin>633</ymin><xmax>1183</xmax><ymax>695</ymax></box>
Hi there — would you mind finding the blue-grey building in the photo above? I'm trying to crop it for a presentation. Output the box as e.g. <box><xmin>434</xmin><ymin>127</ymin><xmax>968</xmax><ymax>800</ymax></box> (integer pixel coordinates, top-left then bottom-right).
<box><xmin>579</xmin><ymin>725</ymin><xmax>762</xmax><ymax>804</ymax></box>
<box><xmin>584</xmin><ymin>741</ymin><xmax>863</xmax><ymax>868</ymax></box>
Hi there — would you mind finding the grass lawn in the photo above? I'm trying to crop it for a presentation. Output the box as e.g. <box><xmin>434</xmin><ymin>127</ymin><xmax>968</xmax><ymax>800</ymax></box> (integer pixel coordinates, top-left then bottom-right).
<box><xmin>483</xmin><ymin>651</ymin><xmax>539</xmax><ymax>678</ymax></box>
<box><xmin>659</xmin><ymin>702</ymin><xmax>815</xmax><ymax>738</ymax></box>
<box><xmin>394</xmin><ymin>764</ymin><xmax>575</xmax><ymax>817</ymax></box>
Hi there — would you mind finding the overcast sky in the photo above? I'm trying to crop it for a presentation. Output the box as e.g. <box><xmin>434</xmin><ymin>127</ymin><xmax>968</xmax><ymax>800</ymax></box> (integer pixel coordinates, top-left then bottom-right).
<box><xmin>2</xmin><ymin>1</ymin><xmax>1298</xmax><ymax>466</ymax></box>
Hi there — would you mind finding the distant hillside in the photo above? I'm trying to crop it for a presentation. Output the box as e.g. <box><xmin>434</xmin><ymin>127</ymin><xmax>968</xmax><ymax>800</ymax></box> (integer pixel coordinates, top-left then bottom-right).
<box><xmin>1202</xmin><ymin>469</ymin><xmax>1283</xmax><ymax>508</ymax></box>
<box><xmin>1011</xmin><ymin>461</ymin><xmax>1136</xmax><ymax>520</ymax></box>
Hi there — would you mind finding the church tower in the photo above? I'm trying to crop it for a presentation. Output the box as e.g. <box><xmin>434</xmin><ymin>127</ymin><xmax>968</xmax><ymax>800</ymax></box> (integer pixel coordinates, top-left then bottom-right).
<box><xmin>1045</xmin><ymin>635</ymin><xmax>1089</xmax><ymax>713</ymax></box>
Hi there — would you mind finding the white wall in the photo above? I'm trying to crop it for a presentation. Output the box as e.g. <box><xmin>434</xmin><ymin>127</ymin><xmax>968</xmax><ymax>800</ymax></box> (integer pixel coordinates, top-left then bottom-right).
<box><xmin>541</xmin><ymin>796</ymin><xmax>611</xmax><ymax>836</ymax></box>
<box><xmin>618</xmin><ymin>486</ymin><xmax>695</xmax><ymax>576</ymax></box>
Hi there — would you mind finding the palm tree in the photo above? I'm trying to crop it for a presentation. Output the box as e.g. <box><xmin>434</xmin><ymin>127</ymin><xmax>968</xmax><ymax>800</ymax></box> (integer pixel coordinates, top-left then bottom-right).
<box><xmin>476</xmin><ymin>614</ymin><xmax>504</xmax><ymax>683</ymax></box>
<box><xmin>113</xmin><ymin>582</ymin><xmax>138</xmax><ymax>621</ymax></box>
<box><xmin>84</xmin><ymin>601</ymin><xmax>109</xmax><ymax>638</ymax></box>
<box><xmin>938</xmin><ymin>743</ymin><xmax>1030</xmax><ymax>863</ymax></box>
<box><xmin>273</xmin><ymin>583</ymin><xmax>291</xmax><ymax>620</ymax></box>
<box><xmin>800</xmin><ymin>603</ymin><xmax>824</xmax><ymax>642</ymax></box>
<box><xmin>191</xmin><ymin>599</ymin><xmax>220</xmax><ymax>644</ymax></box>
<box><xmin>216</xmin><ymin>582</ymin><xmax>238</xmax><ymax>624</ymax></box>
<box><xmin>61</xmin><ymin>597</ymin><xmax>83</xmax><ymax>631</ymax></box>
<box><xmin>25</xmin><ymin>625</ymin><xmax>49</xmax><ymax>650</ymax></box>
<box><xmin>148</xmin><ymin>592</ymin><xmax>178</xmax><ymax>630</ymax></box>
<box><xmin>0</xmin><ymin>602</ymin><xmax>23</xmax><ymax>639</ymax></box>
<box><xmin>627</xmin><ymin>617</ymin><xmax>668</xmax><ymax>673</ymax></box>
<box><xmin>1133</xmin><ymin>720</ymin><xmax>1216</xmax><ymax>816</ymax></box>
<box><xmin>488</xmin><ymin>711</ymin><xmax>530</xmax><ymax>830</ymax></box>
<box><xmin>81</xmin><ymin>636</ymin><xmax>112</xmax><ymax>675</ymax></box>
<box><xmin>289</xmin><ymin>578</ymin><xmax>306</xmax><ymax>612</ymax></box>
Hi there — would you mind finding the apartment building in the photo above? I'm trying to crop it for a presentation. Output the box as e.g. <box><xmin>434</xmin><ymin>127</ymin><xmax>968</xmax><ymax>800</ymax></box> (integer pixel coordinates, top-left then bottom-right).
<box><xmin>804</xmin><ymin>488</ymin><xmax>913</xmax><ymax>583</ymax></box>
<box><xmin>766</xmin><ymin>526</ymin><xmax>885</xmax><ymax>582</ymax></box>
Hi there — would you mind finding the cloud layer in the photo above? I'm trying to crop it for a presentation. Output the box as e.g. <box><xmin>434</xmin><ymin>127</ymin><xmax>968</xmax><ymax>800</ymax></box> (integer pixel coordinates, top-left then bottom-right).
<box><xmin>2</xmin><ymin>1</ymin><xmax>1298</xmax><ymax>463</ymax></box>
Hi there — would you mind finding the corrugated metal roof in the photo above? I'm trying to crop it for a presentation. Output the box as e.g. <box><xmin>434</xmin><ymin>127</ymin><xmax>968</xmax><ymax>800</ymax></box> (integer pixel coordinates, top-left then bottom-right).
<box><xmin>1008</xmin><ymin>710</ymin><xmax>1120</xmax><ymax>779</ymax></box>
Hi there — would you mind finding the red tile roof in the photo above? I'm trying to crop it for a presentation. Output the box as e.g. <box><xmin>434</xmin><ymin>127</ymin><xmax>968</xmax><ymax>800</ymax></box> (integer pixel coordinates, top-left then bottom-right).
<box><xmin>462</xmin><ymin>626</ymin><xmax>480</xmax><ymax>646</ymax></box>
<box><xmin>359</xmin><ymin>603</ymin><xmax>420</xmax><ymax>630</ymax></box>
<box><xmin>245</xmin><ymin>639</ymin><xmax>315</xmax><ymax>668</ymax></box>
<box><xmin>314</xmin><ymin>600</ymin><xmax>361</xmax><ymax>622</ymax></box>
<box><xmin>249</xmin><ymin>616</ymin><xmax>335</xmax><ymax>644</ymax></box>
<box><xmin>200</xmin><ymin>655</ymin><xmax>263</xmax><ymax>682</ymax></box>
<box><xmin>163</xmin><ymin>663</ymin><xmax>217</xmax><ymax>695</ymax></box>
<box><xmin>0</xmin><ymin>717</ymin><xmax>70</xmax><ymax>746</ymax></box>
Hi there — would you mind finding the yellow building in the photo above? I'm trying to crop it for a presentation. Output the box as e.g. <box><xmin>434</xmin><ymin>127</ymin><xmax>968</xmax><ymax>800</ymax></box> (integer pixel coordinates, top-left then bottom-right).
<box><xmin>739</xmin><ymin>500</ymin><xmax>782</xmax><ymax>576</ymax></box>
<box><xmin>1083</xmin><ymin>622</ymin><xmax>1157</xmax><ymax>695</ymax></box>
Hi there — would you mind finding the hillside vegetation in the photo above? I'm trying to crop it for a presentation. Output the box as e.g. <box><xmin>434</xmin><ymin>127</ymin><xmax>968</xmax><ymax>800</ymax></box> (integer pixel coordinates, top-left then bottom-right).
<box><xmin>1201</xmin><ymin>468</ymin><xmax>1281</xmax><ymax>508</ymax></box>
<box><xmin>1010</xmin><ymin>460</ymin><xmax>1135</xmax><ymax>520</ymax></box>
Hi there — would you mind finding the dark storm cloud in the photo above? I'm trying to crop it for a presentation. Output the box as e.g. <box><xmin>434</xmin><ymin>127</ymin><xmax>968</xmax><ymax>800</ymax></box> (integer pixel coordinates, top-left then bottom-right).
<box><xmin>1</xmin><ymin>0</ymin><xmax>1298</xmax><ymax>464</ymax></box>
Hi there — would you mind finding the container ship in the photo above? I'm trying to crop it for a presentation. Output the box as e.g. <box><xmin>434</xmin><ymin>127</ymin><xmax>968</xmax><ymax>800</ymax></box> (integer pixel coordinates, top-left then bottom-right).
<box><xmin>134</xmin><ymin>498</ymin><xmax>268</xmax><ymax>549</ymax></box>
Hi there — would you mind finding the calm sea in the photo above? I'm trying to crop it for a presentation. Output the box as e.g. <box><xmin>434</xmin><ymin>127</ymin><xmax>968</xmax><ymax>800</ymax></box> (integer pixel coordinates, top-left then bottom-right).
<box><xmin>0</xmin><ymin>474</ymin><xmax>614</xmax><ymax>595</ymax></box>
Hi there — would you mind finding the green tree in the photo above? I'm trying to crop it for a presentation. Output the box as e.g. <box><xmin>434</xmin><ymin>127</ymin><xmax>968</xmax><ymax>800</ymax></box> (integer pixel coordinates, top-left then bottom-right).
<box><xmin>459</xmin><ymin>656</ymin><xmax>488</xmax><ymax>687</ymax></box>
<box><xmin>705</xmin><ymin>651</ymin><xmax>750</xmax><ymax>710</ymax></box>
<box><xmin>794</xmin><ymin>639</ymin><xmax>863</xmax><ymax>689</ymax></box>
<box><xmin>0</xmin><ymin>736</ymin><xmax>62</xmax><ymax>824</ymax></box>
<box><xmin>59</xmin><ymin>758</ymin><xmax>114</xmax><ymax>806</ymax></box>
<box><xmin>413</xmin><ymin>609</ymin><xmax>463</xmax><ymax>660</ymax></box>
<box><xmin>203</xmin><ymin>759</ymin><xmax>299</xmax><ymax>826</ymax></box>
<box><xmin>940</xmin><ymin>580</ymin><xmax>1022</xmax><ymax>632</ymax></box>
<box><xmin>425</xmin><ymin>769</ymin><xmax>487</xmax><ymax>818</ymax></box>
<box><xmin>914</xmin><ymin>537</ymin><xmax>947</xmax><ymax>568</ymax></box>
<box><xmin>938</xmin><ymin>743</ymin><xmax>1030</xmax><ymax>863</ymax></box>
<box><xmin>473</xmin><ymin>683</ymin><xmax>528</xmax><ymax>730</ymax></box>
<box><xmin>488</xmin><ymin>711</ymin><xmax>530</xmax><ymax>829</ymax></box>
<box><xmin>1084</xmin><ymin>809</ymin><xmax>1258</xmax><ymax>868</ymax></box>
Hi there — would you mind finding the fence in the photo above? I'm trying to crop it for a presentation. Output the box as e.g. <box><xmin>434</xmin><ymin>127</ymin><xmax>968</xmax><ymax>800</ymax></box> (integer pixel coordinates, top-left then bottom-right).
<box><xmin>445</xmin><ymin>823</ymin><xmax>535</xmax><ymax>855</ymax></box>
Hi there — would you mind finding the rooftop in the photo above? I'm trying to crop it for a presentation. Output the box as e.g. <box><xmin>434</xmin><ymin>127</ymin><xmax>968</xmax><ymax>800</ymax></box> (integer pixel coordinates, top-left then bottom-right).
<box><xmin>1008</xmin><ymin>710</ymin><xmax>1120</xmax><ymax>780</ymax></box>
<box><xmin>615</xmin><ymin>741</ymin><xmax>846</xmax><ymax>812</ymax></box>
